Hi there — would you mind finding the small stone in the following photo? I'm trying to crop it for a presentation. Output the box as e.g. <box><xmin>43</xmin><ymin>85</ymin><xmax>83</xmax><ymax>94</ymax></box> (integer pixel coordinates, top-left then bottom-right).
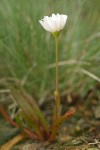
<box><xmin>60</xmin><ymin>135</ymin><xmax>72</xmax><ymax>142</ymax></box>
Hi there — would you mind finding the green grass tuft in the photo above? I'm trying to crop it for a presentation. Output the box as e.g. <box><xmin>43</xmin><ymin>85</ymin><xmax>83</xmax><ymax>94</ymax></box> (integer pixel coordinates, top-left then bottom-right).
<box><xmin>0</xmin><ymin>0</ymin><xmax>100</xmax><ymax>102</ymax></box>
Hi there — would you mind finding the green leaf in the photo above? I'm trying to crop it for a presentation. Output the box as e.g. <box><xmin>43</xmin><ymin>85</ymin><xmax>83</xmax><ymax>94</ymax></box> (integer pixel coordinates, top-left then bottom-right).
<box><xmin>11</xmin><ymin>87</ymin><xmax>49</xmax><ymax>134</ymax></box>
<box><xmin>19</xmin><ymin>110</ymin><xmax>44</xmax><ymax>140</ymax></box>
<box><xmin>11</xmin><ymin>87</ymin><xmax>38</xmax><ymax>123</ymax></box>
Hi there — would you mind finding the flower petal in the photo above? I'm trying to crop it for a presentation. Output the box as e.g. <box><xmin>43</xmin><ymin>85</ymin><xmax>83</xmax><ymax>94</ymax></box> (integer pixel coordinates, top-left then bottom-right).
<box><xmin>39</xmin><ymin>20</ymin><xmax>52</xmax><ymax>32</ymax></box>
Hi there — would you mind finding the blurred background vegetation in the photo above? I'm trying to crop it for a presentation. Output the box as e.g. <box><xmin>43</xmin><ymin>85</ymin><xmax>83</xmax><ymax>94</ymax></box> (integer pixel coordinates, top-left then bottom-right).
<box><xmin>0</xmin><ymin>0</ymin><xmax>100</xmax><ymax>103</ymax></box>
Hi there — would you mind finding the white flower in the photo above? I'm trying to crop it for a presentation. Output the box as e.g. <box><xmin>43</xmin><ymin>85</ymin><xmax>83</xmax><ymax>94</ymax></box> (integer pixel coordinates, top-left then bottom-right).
<box><xmin>39</xmin><ymin>13</ymin><xmax>68</xmax><ymax>33</ymax></box>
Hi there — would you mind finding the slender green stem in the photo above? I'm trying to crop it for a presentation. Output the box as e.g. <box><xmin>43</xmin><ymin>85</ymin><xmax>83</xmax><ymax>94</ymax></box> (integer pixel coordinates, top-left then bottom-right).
<box><xmin>54</xmin><ymin>37</ymin><xmax>59</xmax><ymax>120</ymax></box>
<box><xmin>54</xmin><ymin>37</ymin><xmax>60</xmax><ymax>120</ymax></box>
<box><xmin>55</xmin><ymin>37</ymin><xmax>59</xmax><ymax>92</ymax></box>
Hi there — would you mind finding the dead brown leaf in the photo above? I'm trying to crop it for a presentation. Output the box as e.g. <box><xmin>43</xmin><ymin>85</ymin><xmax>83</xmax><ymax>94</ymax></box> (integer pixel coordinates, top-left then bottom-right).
<box><xmin>0</xmin><ymin>134</ymin><xmax>26</xmax><ymax>150</ymax></box>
